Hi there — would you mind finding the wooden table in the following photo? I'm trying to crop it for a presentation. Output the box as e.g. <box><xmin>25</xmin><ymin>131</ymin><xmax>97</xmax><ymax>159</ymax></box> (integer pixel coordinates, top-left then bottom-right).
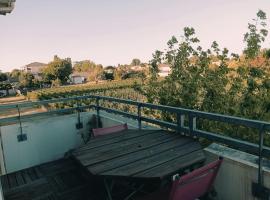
<box><xmin>72</xmin><ymin>129</ymin><xmax>206</xmax><ymax>180</ymax></box>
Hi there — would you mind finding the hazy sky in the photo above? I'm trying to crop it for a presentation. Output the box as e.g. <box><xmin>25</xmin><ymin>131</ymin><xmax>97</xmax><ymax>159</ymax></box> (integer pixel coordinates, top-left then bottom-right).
<box><xmin>0</xmin><ymin>0</ymin><xmax>270</xmax><ymax>72</ymax></box>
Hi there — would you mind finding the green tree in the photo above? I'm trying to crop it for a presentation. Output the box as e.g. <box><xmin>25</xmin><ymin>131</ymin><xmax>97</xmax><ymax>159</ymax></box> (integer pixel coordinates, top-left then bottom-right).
<box><xmin>42</xmin><ymin>55</ymin><xmax>72</xmax><ymax>84</ymax></box>
<box><xmin>0</xmin><ymin>72</ymin><xmax>8</xmax><ymax>82</ymax></box>
<box><xmin>19</xmin><ymin>72</ymin><xmax>36</xmax><ymax>88</ymax></box>
<box><xmin>131</xmin><ymin>58</ymin><xmax>141</xmax><ymax>66</ymax></box>
<box><xmin>9</xmin><ymin>69</ymin><xmax>21</xmax><ymax>82</ymax></box>
<box><xmin>243</xmin><ymin>10</ymin><xmax>268</xmax><ymax>59</ymax></box>
<box><xmin>0</xmin><ymin>83</ymin><xmax>12</xmax><ymax>96</ymax></box>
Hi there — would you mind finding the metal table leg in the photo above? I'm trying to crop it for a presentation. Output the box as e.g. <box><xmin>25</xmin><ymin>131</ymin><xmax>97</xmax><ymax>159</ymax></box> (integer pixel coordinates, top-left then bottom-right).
<box><xmin>104</xmin><ymin>178</ymin><xmax>113</xmax><ymax>200</ymax></box>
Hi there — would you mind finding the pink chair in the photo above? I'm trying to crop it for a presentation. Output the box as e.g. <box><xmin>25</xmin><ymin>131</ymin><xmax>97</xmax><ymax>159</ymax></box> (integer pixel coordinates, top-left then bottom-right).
<box><xmin>139</xmin><ymin>157</ymin><xmax>223</xmax><ymax>200</ymax></box>
<box><xmin>92</xmin><ymin>123</ymin><xmax>128</xmax><ymax>137</ymax></box>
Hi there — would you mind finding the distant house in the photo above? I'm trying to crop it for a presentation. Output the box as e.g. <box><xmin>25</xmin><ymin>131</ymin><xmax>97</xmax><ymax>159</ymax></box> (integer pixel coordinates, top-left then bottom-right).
<box><xmin>21</xmin><ymin>62</ymin><xmax>47</xmax><ymax>80</ymax></box>
<box><xmin>70</xmin><ymin>72</ymin><xmax>89</xmax><ymax>84</ymax></box>
<box><xmin>158</xmin><ymin>64</ymin><xmax>171</xmax><ymax>77</ymax></box>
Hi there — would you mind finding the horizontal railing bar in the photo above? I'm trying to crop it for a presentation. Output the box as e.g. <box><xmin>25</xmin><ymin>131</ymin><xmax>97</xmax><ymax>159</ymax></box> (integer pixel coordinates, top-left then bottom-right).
<box><xmin>140</xmin><ymin>103</ymin><xmax>270</xmax><ymax>130</ymax></box>
<box><xmin>1</xmin><ymin>95</ymin><xmax>269</xmax><ymax>130</ymax></box>
<box><xmin>0</xmin><ymin>105</ymin><xmax>95</xmax><ymax>125</ymax></box>
<box><xmin>193</xmin><ymin>130</ymin><xmax>270</xmax><ymax>157</ymax></box>
<box><xmin>0</xmin><ymin>95</ymin><xmax>94</xmax><ymax>110</ymax></box>
<box><xmin>92</xmin><ymin>95</ymin><xmax>139</xmax><ymax>106</ymax></box>
<box><xmin>140</xmin><ymin>116</ymin><xmax>178</xmax><ymax>130</ymax></box>
<box><xmin>92</xmin><ymin>96</ymin><xmax>270</xmax><ymax>130</ymax></box>
<box><xmin>98</xmin><ymin>106</ymin><xmax>138</xmax><ymax>120</ymax></box>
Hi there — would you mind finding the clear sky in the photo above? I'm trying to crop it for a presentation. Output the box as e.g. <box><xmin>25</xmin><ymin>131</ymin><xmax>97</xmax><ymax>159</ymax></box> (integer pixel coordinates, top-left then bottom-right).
<box><xmin>0</xmin><ymin>0</ymin><xmax>270</xmax><ymax>72</ymax></box>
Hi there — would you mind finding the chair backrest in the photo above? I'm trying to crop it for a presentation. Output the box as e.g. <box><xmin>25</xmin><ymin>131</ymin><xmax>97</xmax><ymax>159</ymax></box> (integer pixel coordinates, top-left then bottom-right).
<box><xmin>169</xmin><ymin>157</ymin><xmax>223</xmax><ymax>200</ymax></box>
<box><xmin>92</xmin><ymin>123</ymin><xmax>128</xmax><ymax>137</ymax></box>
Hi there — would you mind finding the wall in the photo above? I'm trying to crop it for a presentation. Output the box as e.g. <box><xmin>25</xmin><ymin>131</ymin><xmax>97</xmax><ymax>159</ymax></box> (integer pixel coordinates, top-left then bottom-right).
<box><xmin>204</xmin><ymin>143</ymin><xmax>270</xmax><ymax>200</ymax></box>
<box><xmin>0</xmin><ymin>110</ymin><xmax>152</xmax><ymax>174</ymax></box>
<box><xmin>0</xmin><ymin>112</ymin><xmax>93</xmax><ymax>174</ymax></box>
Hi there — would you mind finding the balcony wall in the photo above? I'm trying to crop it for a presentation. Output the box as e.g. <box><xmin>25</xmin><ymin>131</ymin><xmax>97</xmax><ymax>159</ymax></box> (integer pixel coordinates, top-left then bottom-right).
<box><xmin>0</xmin><ymin>112</ymin><xmax>93</xmax><ymax>174</ymax></box>
<box><xmin>204</xmin><ymin>143</ymin><xmax>270</xmax><ymax>200</ymax></box>
<box><xmin>0</xmin><ymin>110</ymin><xmax>142</xmax><ymax>174</ymax></box>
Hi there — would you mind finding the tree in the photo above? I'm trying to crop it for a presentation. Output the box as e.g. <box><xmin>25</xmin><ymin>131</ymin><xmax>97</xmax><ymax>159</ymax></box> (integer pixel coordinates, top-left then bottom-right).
<box><xmin>73</xmin><ymin>60</ymin><xmax>101</xmax><ymax>72</ymax></box>
<box><xmin>131</xmin><ymin>58</ymin><xmax>141</xmax><ymax>66</ymax></box>
<box><xmin>140</xmin><ymin>10</ymin><xmax>270</xmax><ymax>146</ymax></box>
<box><xmin>9</xmin><ymin>69</ymin><xmax>21</xmax><ymax>82</ymax></box>
<box><xmin>42</xmin><ymin>55</ymin><xmax>72</xmax><ymax>84</ymax></box>
<box><xmin>243</xmin><ymin>10</ymin><xmax>268</xmax><ymax>59</ymax></box>
<box><xmin>19</xmin><ymin>72</ymin><xmax>36</xmax><ymax>88</ymax></box>
<box><xmin>0</xmin><ymin>72</ymin><xmax>8</xmax><ymax>82</ymax></box>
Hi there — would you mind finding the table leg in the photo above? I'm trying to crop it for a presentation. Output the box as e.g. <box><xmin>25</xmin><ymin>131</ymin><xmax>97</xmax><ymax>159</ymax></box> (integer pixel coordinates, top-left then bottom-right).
<box><xmin>123</xmin><ymin>184</ymin><xmax>145</xmax><ymax>200</ymax></box>
<box><xmin>104</xmin><ymin>178</ymin><xmax>113</xmax><ymax>200</ymax></box>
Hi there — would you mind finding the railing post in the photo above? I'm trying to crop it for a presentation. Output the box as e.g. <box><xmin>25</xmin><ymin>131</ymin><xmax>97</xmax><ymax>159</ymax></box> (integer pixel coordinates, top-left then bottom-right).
<box><xmin>258</xmin><ymin>126</ymin><xmax>264</xmax><ymax>187</ymax></box>
<box><xmin>16</xmin><ymin>105</ymin><xmax>27</xmax><ymax>142</ymax></box>
<box><xmin>96</xmin><ymin>97</ymin><xmax>100</xmax><ymax>128</ymax></box>
<box><xmin>252</xmin><ymin>125</ymin><xmax>270</xmax><ymax>199</ymax></box>
<box><xmin>137</xmin><ymin>103</ymin><xmax>142</xmax><ymax>129</ymax></box>
<box><xmin>76</xmin><ymin>98</ymin><xmax>83</xmax><ymax>129</ymax></box>
<box><xmin>176</xmin><ymin>113</ymin><xmax>185</xmax><ymax>134</ymax></box>
<box><xmin>188</xmin><ymin>114</ymin><xmax>196</xmax><ymax>136</ymax></box>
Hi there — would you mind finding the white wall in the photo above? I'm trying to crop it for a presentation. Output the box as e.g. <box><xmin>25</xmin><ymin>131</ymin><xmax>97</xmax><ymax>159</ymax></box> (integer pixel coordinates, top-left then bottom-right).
<box><xmin>204</xmin><ymin>143</ymin><xmax>270</xmax><ymax>200</ymax></box>
<box><xmin>0</xmin><ymin>112</ymin><xmax>93</xmax><ymax>174</ymax></box>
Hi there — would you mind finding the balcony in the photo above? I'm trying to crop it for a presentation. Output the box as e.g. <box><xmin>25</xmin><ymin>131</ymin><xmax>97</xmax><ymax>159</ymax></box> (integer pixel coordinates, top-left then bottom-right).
<box><xmin>0</xmin><ymin>95</ymin><xmax>269</xmax><ymax>200</ymax></box>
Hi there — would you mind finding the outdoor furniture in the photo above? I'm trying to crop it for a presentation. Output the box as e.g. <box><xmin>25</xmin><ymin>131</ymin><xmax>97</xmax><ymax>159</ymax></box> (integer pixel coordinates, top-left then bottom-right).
<box><xmin>72</xmin><ymin>129</ymin><xmax>206</xmax><ymax>200</ymax></box>
<box><xmin>92</xmin><ymin>123</ymin><xmax>128</xmax><ymax>137</ymax></box>
<box><xmin>138</xmin><ymin>157</ymin><xmax>223</xmax><ymax>200</ymax></box>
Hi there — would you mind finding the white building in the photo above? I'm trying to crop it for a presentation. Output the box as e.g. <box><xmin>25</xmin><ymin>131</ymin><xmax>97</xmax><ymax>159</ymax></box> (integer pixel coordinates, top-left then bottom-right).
<box><xmin>21</xmin><ymin>62</ymin><xmax>47</xmax><ymax>80</ymax></box>
<box><xmin>70</xmin><ymin>72</ymin><xmax>89</xmax><ymax>84</ymax></box>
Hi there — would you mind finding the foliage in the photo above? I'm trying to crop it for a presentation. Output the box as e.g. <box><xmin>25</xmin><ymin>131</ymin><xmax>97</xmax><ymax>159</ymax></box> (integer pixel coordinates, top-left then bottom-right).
<box><xmin>103</xmin><ymin>71</ymin><xmax>114</xmax><ymax>80</ymax></box>
<box><xmin>0</xmin><ymin>83</ymin><xmax>12</xmax><ymax>95</ymax></box>
<box><xmin>244</xmin><ymin>10</ymin><xmax>268</xmax><ymax>59</ymax></box>
<box><xmin>27</xmin><ymin>79</ymin><xmax>142</xmax><ymax>100</ymax></box>
<box><xmin>131</xmin><ymin>58</ymin><xmax>141</xmax><ymax>66</ymax></box>
<box><xmin>265</xmin><ymin>49</ymin><xmax>270</xmax><ymax>59</ymax></box>
<box><xmin>42</xmin><ymin>55</ymin><xmax>72</xmax><ymax>84</ymax></box>
<box><xmin>141</xmin><ymin>10</ymin><xmax>270</xmax><ymax>147</ymax></box>
<box><xmin>19</xmin><ymin>72</ymin><xmax>38</xmax><ymax>88</ymax></box>
<box><xmin>73</xmin><ymin>60</ymin><xmax>103</xmax><ymax>81</ymax></box>
<box><xmin>0</xmin><ymin>72</ymin><xmax>8</xmax><ymax>82</ymax></box>
<box><xmin>8</xmin><ymin>69</ymin><xmax>21</xmax><ymax>82</ymax></box>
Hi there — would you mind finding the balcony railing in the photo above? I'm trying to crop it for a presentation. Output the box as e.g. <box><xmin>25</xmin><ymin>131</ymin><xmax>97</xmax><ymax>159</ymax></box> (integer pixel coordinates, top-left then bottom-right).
<box><xmin>0</xmin><ymin>95</ymin><xmax>269</xmax><ymax>198</ymax></box>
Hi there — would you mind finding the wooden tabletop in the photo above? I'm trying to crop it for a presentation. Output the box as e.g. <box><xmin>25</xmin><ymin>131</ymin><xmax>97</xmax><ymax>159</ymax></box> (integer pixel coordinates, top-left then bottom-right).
<box><xmin>72</xmin><ymin>129</ymin><xmax>205</xmax><ymax>180</ymax></box>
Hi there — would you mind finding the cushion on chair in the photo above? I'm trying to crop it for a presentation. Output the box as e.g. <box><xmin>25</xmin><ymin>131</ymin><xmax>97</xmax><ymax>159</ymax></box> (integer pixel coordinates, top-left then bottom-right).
<box><xmin>137</xmin><ymin>158</ymin><xmax>223</xmax><ymax>200</ymax></box>
<box><xmin>92</xmin><ymin>123</ymin><xmax>128</xmax><ymax>137</ymax></box>
<box><xmin>169</xmin><ymin>158</ymin><xmax>223</xmax><ymax>200</ymax></box>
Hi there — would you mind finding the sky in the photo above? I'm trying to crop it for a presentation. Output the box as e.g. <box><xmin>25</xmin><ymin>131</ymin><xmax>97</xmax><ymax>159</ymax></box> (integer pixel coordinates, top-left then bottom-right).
<box><xmin>0</xmin><ymin>0</ymin><xmax>270</xmax><ymax>72</ymax></box>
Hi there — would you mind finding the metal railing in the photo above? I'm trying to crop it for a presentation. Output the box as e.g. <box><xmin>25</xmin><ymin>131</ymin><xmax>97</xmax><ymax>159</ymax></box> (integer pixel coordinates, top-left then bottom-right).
<box><xmin>0</xmin><ymin>95</ymin><xmax>269</xmax><ymax>198</ymax></box>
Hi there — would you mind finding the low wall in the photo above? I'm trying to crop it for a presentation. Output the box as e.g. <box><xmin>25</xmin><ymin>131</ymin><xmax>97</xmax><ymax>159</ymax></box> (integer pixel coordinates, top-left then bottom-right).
<box><xmin>0</xmin><ymin>112</ymin><xmax>94</xmax><ymax>174</ymax></box>
<box><xmin>205</xmin><ymin>143</ymin><xmax>270</xmax><ymax>200</ymax></box>
<box><xmin>0</xmin><ymin>110</ymin><xmax>152</xmax><ymax>174</ymax></box>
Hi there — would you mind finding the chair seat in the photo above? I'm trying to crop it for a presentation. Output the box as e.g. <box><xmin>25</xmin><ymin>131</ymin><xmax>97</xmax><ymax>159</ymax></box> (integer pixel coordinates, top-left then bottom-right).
<box><xmin>136</xmin><ymin>158</ymin><xmax>223</xmax><ymax>200</ymax></box>
<box><xmin>92</xmin><ymin>123</ymin><xmax>128</xmax><ymax>137</ymax></box>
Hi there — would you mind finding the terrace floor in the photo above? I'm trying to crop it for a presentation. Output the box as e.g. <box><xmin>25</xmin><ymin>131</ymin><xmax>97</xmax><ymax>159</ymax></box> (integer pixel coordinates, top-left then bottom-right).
<box><xmin>0</xmin><ymin>158</ymin><xmax>101</xmax><ymax>200</ymax></box>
